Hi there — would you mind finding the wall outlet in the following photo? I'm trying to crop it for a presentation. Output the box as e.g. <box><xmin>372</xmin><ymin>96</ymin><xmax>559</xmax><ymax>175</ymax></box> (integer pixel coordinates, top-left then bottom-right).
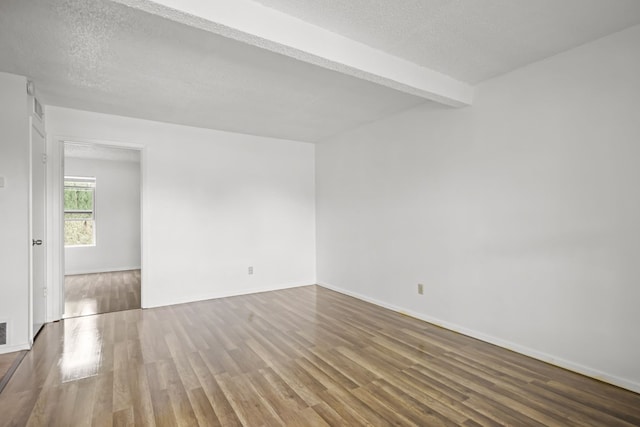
<box><xmin>248</xmin><ymin>266</ymin><xmax>254</xmax><ymax>275</ymax></box>
<box><xmin>417</xmin><ymin>283</ymin><xmax>424</xmax><ymax>295</ymax></box>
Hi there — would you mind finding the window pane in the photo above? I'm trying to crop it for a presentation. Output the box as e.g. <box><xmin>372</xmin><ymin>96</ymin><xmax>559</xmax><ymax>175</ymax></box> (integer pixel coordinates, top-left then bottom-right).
<box><xmin>65</xmin><ymin>220</ymin><xmax>94</xmax><ymax>246</ymax></box>
<box><xmin>64</xmin><ymin>188</ymin><xmax>93</xmax><ymax>211</ymax></box>
<box><xmin>64</xmin><ymin>177</ymin><xmax>96</xmax><ymax>247</ymax></box>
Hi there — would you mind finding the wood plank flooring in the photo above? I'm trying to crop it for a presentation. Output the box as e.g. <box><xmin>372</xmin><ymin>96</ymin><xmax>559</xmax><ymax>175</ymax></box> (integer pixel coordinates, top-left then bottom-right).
<box><xmin>0</xmin><ymin>351</ymin><xmax>26</xmax><ymax>394</ymax></box>
<box><xmin>64</xmin><ymin>270</ymin><xmax>141</xmax><ymax>318</ymax></box>
<box><xmin>1</xmin><ymin>285</ymin><xmax>639</xmax><ymax>426</ymax></box>
<box><xmin>0</xmin><ymin>353</ymin><xmax>19</xmax><ymax>382</ymax></box>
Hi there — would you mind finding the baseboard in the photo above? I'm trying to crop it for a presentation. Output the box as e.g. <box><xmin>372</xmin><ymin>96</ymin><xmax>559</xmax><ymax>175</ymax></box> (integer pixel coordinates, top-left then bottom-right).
<box><xmin>65</xmin><ymin>266</ymin><xmax>141</xmax><ymax>276</ymax></box>
<box><xmin>143</xmin><ymin>281</ymin><xmax>315</xmax><ymax>309</ymax></box>
<box><xmin>318</xmin><ymin>282</ymin><xmax>640</xmax><ymax>395</ymax></box>
<box><xmin>0</xmin><ymin>343</ymin><xmax>30</xmax><ymax>355</ymax></box>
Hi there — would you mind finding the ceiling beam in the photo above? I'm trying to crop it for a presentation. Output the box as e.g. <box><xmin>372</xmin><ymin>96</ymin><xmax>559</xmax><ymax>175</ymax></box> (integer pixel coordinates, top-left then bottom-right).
<box><xmin>116</xmin><ymin>0</ymin><xmax>474</xmax><ymax>107</ymax></box>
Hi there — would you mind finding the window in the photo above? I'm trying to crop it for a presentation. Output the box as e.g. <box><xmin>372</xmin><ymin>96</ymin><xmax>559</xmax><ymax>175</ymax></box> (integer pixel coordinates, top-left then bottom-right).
<box><xmin>64</xmin><ymin>177</ymin><xmax>96</xmax><ymax>246</ymax></box>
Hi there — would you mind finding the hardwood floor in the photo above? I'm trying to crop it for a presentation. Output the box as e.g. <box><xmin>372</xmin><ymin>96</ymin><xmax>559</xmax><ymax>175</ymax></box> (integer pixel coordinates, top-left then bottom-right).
<box><xmin>0</xmin><ymin>353</ymin><xmax>18</xmax><ymax>382</ymax></box>
<box><xmin>0</xmin><ymin>351</ymin><xmax>26</xmax><ymax>394</ymax></box>
<box><xmin>64</xmin><ymin>270</ymin><xmax>141</xmax><ymax>318</ymax></box>
<box><xmin>1</xmin><ymin>285</ymin><xmax>639</xmax><ymax>426</ymax></box>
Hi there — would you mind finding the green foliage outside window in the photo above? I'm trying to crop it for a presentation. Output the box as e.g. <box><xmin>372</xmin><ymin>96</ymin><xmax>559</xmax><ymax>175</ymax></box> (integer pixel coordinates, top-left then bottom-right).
<box><xmin>64</xmin><ymin>177</ymin><xmax>96</xmax><ymax>246</ymax></box>
<box><xmin>65</xmin><ymin>220</ymin><xmax>94</xmax><ymax>246</ymax></box>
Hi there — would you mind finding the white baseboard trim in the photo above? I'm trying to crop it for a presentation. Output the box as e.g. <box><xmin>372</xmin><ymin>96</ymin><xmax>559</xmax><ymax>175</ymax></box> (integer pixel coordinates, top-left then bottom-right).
<box><xmin>0</xmin><ymin>343</ymin><xmax>30</xmax><ymax>354</ymax></box>
<box><xmin>318</xmin><ymin>282</ymin><xmax>640</xmax><ymax>394</ymax></box>
<box><xmin>143</xmin><ymin>281</ymin><xmax>315</xmax><ymax>309</ymax></box>
<box><xmin>65</xmin><ymin>266</ymin><xmax>141</xmax><ymax>276</ymax></box>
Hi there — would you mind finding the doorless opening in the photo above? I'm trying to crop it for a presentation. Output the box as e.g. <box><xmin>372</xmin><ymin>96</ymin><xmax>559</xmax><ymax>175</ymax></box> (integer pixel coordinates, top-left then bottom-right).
<box><xmin>61</xmin><ymin>142</ymin><xmax>143</xmax><ymax>318</ymax></box>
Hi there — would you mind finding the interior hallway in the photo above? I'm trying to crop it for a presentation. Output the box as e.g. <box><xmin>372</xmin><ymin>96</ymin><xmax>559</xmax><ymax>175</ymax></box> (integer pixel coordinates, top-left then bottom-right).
<box><xmin>64</xmin><ymin>270</ymin><xmax>141</xmax><ymax>318</ymax></box>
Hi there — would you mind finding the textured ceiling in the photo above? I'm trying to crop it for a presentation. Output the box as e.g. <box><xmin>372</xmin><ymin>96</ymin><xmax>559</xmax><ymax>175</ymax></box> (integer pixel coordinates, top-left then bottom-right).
<box><xmin>1</xmin><ymin>0</ymin><xmax>639</xmax><ymax>143</ymax></box>
<box><xmin>0</xmin><ymin>0</ymin><xmax>426</xmax><ymax>143</ymax></box>
<box><xmin>254</xmin><ymin>0</ymin><xmax>640</xmax><ymax>83</ymax></box>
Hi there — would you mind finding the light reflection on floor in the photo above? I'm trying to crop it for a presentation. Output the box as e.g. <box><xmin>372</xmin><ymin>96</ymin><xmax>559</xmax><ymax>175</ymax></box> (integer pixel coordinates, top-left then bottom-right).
<box><xmin>59</xmin><ymin>315</ymin><xmax>103</xmax><ymax>382</ymax></box>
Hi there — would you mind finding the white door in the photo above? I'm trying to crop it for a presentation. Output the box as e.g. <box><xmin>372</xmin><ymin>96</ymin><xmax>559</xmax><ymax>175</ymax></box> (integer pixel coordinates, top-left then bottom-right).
<box><xmin>31</xmin><ymin>117</ymin><xmax>46</xmax><ymax>340</ymax></box>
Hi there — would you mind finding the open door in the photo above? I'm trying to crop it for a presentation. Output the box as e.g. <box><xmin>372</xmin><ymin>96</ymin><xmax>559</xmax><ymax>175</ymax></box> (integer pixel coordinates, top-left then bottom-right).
<box><xmin>31</xmin><ymin>116</ymin><xmax>46</xmax><ymax>340</ymax></box>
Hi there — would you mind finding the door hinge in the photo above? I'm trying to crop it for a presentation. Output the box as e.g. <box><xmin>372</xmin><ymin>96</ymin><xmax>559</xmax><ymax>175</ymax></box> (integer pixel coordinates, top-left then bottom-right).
<box><xmin>43</xmin><ymin>287</ymin><xmax>48</xmax><ymax>297</ymax></box>
<box><xmin>42</xmin><ymin>153</ymin><xmax>47</xmax><ymax>164</ymax></box>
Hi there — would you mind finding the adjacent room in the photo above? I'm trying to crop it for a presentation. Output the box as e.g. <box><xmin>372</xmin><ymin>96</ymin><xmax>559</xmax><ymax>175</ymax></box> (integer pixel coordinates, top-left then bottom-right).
<box><xmin>63</xmin><ymin>143</ymin><xmax>141</xmax><ymax>318</ymax></box>
<box><xmin>1</xmin><ymin>0</ymin><xmax>639</xmax><ymax>425</ymax></box>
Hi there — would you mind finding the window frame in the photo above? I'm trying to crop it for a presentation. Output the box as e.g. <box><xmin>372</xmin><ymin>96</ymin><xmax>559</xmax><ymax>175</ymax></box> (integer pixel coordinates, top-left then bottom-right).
<box><xmin>64</xmin><ymin>176</ymin><xmax>97</xmax><ymax>247</ymax></box>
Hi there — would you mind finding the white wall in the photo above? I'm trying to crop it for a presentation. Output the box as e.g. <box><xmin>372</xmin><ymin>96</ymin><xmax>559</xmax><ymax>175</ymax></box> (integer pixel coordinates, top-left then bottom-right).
<box><xmin>47</xmin><ymin>108</ymin><xmax>316</xmax><ymax>308</ymax></box>
<box><xmin>316</xmin><ymin>25</ymin><xmax>640</xmax><ymax>392</ymax></box>
<box><xmin>64</xmin><ymin>156</ymin><xmax>141</xmax><ymax>275</ymax></box>
<box><xmin>0</xmin><ymin>72</ymin><xmax>30</xmax><ymax>352</ymax></box>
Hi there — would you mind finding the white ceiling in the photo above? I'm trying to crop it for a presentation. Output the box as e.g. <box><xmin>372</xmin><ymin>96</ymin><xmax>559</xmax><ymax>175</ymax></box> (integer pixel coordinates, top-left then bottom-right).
<box><xmin>1</xmin><ymin>0</ymin><xmax>639</xmax><ymax>143</ymax></box>
<box><xmin>254</xmin><ymin>0</ymin><xmax>640</xmax><ymax>83</ymax></box>
<box><xmin>0</xmin><ymin>0</ymin><xmax>425</xmax><ymax>143</ymax></box>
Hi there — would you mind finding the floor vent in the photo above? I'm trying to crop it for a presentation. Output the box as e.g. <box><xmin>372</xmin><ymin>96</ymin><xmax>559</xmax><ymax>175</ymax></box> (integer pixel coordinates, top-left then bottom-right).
<box><xmin>0</xmin><ymin>322</ymin><xmax>6</xmax><ymax>345</ymax></box>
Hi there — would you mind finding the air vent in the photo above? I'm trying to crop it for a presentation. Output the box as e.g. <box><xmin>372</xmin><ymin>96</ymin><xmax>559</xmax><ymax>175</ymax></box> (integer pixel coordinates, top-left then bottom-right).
<box><xmin>0</xmin><ymin>322</ymin><xmax>6</xmax><ymax>345</ymax></box>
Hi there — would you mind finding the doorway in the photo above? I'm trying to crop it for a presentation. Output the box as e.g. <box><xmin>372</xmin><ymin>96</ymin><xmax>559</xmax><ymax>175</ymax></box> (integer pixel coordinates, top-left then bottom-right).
<box><xmin>62</xmin><ymin>142</ymin><xmax>142</xmax><ymax>318</ymax></box>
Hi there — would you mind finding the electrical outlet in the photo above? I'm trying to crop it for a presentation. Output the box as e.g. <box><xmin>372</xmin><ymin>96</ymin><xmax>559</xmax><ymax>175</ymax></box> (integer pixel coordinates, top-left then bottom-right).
<box><xmin>417</xmin><ymin>283</ymin><xmax>424</xmax><ymax>295</ymax></box>
<box><xmin>248</xmin><ymin>266</ymin><xmax>254</xmax><ymax>275</ymax></box>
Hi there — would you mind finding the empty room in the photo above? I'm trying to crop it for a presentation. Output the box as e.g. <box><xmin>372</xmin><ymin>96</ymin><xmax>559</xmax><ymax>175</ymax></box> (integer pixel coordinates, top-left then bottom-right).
<box><xmin>1</xmin><ymin>0</ymin><xmax>639</xmax><ymax>426</ymax></box>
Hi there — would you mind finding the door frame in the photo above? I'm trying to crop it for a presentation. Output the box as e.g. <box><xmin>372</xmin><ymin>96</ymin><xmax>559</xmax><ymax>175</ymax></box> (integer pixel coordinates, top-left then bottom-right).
<box><xmin>47</xmin><ymin>135</ymin><xmax>147</xmax><ymax>321</ymax></box>
<box><xmin>29</xmin><ymin>115</ymin><xmax>46</xmax><ymax>343</ymax></box>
